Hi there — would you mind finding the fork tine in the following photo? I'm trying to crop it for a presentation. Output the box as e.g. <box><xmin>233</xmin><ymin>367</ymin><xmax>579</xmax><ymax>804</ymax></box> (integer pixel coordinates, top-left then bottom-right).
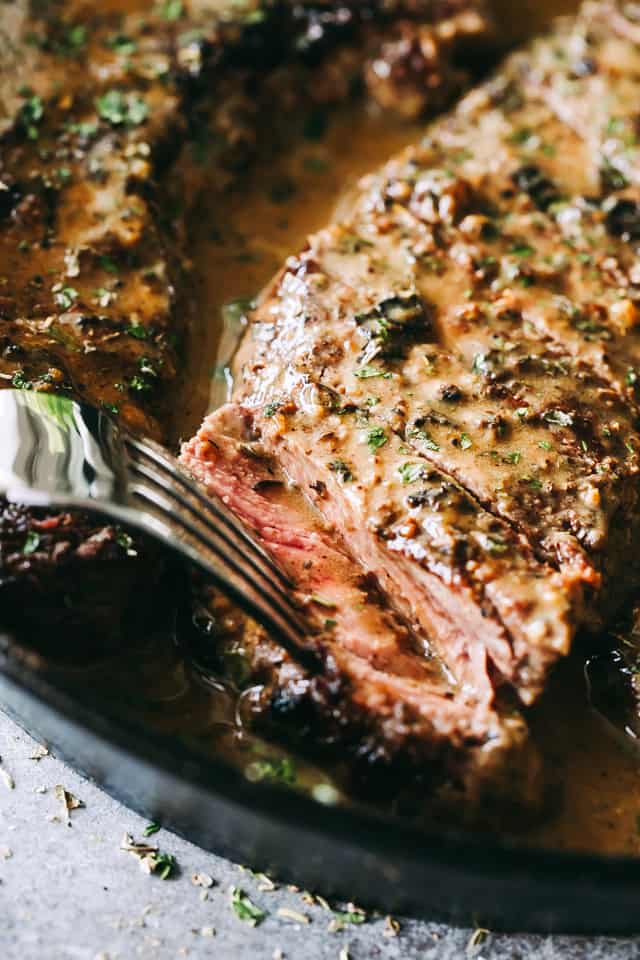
<box><xmin>124</xmin><ymin>437</ymin><xmax>292</xmax><ymax>590</ymax></box>
<box><xmin>127</xmin><ymin>455</ymin><xmax>298</xmax><ymax>615</ymax></box>
<box><xmin>127</xmin><ymin>476</ymin><xmax>320</xmax><ymax>671</ymax></box>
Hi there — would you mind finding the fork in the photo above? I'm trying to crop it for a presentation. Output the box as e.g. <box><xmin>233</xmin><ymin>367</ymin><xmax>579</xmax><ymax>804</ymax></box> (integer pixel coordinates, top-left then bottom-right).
<box><xmin>0</xmin><ymin>389</ymin><xmax>315</xmax><ymax>668</ymax></box>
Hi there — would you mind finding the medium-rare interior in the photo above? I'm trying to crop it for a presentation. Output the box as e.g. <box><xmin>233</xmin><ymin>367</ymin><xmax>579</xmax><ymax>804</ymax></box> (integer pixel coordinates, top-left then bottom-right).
<box><xmin>180</xmin><ymin>0</ymin><xmax>640</xmax><ymax>811</ymax></box>
<box><xmin>182</xmin><ymin>404</ymin><xmax>542</xmax><ymax>815</ymax></box>
<box><xmin>0</xmin><ymin>0</ymin><xmax>488</xmax><ymax>651</ymax></box>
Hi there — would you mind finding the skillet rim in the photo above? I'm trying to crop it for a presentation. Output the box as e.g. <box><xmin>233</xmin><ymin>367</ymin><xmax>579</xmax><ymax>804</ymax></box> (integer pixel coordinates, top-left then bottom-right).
<box><xmin>2</xmin><ymin>641</ymin><xmax>640</xmax><ymax>935</ymax></box>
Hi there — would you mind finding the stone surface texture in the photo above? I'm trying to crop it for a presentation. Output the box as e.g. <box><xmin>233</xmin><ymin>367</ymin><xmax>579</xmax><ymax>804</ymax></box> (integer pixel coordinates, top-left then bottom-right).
<box><xmin>0</xmin><ymin>711</ymin><xmax>637</xmax><ymax>959</ymax></box>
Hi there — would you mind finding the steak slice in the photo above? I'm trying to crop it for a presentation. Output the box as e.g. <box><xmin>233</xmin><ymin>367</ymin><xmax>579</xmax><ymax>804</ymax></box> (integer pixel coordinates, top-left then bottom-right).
<box><xmin>181</xmin><ymin>405</ymin><xmax>543</xmax><ymax>813</ymax></box>
<box><xmin>230</xmin><ymin>1</ymin><xmax>640</xmax><ymax>703</ymax></box>
<box><xmin>0</xmin><ymin>0</ymin><xmax>490</xmax><ymax>652</ymax></box>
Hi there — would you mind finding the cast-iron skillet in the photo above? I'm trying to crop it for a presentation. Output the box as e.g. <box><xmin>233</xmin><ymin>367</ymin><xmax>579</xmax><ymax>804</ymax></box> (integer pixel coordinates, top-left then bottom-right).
<box><xmin>2</xmin><ymin>635</ymin><xmax>639</xmax><ymax>935</ymax></box>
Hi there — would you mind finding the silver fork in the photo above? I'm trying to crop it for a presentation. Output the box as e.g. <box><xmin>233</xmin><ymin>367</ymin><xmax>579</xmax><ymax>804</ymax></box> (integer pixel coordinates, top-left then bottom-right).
<box><xmin>0</xmin><ymin>389</ymin><xmax>314</xmax><ymax>667</ymax></box>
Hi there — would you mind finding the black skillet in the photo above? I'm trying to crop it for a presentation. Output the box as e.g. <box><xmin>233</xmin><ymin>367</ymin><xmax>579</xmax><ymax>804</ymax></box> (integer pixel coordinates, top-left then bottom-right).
<box><xmin>2</xmin><ymin>633</ymin><xmax>640</xmax><ymax>936</ymax></box>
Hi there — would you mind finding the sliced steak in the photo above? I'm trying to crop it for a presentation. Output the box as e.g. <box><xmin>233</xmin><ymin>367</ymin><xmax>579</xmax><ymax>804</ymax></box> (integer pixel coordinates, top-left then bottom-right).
<box><xmin>0</xmin><ymin>0</ymin><xmax>490</xmax><ymax>652</ymax></box>
<box><xmin>181</xmin><ymin>405</ymin><xmax>543</xmax><ymax>813</ymax></box>
<box><xmin>229</xmin><ymin>1</ymin><xmax>640</xmax><ymax>703</ymax></box>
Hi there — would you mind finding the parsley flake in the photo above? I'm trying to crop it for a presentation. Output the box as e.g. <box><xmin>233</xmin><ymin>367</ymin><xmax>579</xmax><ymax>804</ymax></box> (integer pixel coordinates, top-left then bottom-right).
<box><xmin>96</xmin><ymin>90</ymin><xmax>149</xmax><ymax>127</ymax></box>
<box><xmin>23</xmin><ymin>531</ymin><xmax>41</xmax><ymax>555</ymax></box>
<box><xmin>231</xmin><ymin>888</ymin><xmax>266</xmax><ymax>927</ymax></box>
<box><xmin>398</xmin><ymin>462</ymin><xmax>424</xmax><ymax>484</ymax></box>
<box><xmin>366</xmin><ymin>427</ymin><xmax>387</xmax><ymax>451</ymax></box>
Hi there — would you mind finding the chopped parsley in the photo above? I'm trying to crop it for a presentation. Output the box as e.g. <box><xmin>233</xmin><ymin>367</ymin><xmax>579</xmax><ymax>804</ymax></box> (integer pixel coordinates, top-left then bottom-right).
<box><xmin>353</xmin><ymin>365</ymin><xmax>391</xmax><ymax>379</ymax></box>
<box><xmin>64</xmin><ymin>24</ymin><xmax>87</xmax><ymax>50</ymax></box>
<box><xmin>65</xmin><ymin>120</ymin><xmax>98</xmax><ymax>139</ymax></box>
<box><xmin>96</xmin><ymin>90</ymin><xmax>149</xmax><ymax>127</ymax></box>
<box><xmin>115</xmin><ymin>530</ymin><xmax>136</xmax><ymax>555</ymax></box>
<box><xmin>398</xmin><ymin>462</ymin><xmax>424</xmax><ymax>484</ymax></box>
<box><xmin>538</xmin><ymin>440</ymin><xmax>552</xmax><ymax>451</ymax></box>
<box><xmin>328</xmin><ymin>460</ymin><xmax>353</xmax><ymax>482</ymax></box>
<box><xmin>151</xmin><ymin>852</ymin><xmax>175</xmax><ymax>880</ymax></box>
<box><xmin>11</xmin><ymin>370</ymin><xmax>32</xmax><ymax>390</ymax></box>
<box><xmin>459</xmin><ymin>433</ymin><xmax>473</xmax><ymax>450</ymax></box>
<box><xmin>329</xmin><ymin>908</ymin><xmax>367</xmax><ymax>931</ymax></box>
<box><xmin>106</xmin><ymin>34</ymin><xmax>137</xmax><ymax>55</ymax></box>
<box><xmin>143</xmin><ymin>821</ymin><xmax>161</xmax><ymax>837</ymax></box>
<box><xmin>245</xmin><ymin>757</ymin><xmax>296</xmax><ymax>786</ymax></box>
<box><xmin>158</xmin><ymin>0</ymin><xmax>183</xmax><ymax>19</ymax></box>
<box><xmin>19</xmin><ymin>94</ymin><xmax>43</xmax><ymax>140</ymax></box>
<box><xmin>128</xmin><ymin>375</ymin><xmax>152</xmax><ymax>393</ymax></box>
<box><xmin>231</xmin><ymin>888</ymin><xmax>267</xmax><ymax>927</ymax></box>
<box><xmin>366</xmin><ymin>427</ymin><xmax>387</xmax><ymax>451</ymax></box>
<box><xmin>126</xmin><ymin>323</ymin><xmax>150</xmax><ymax>340</ymax></box>
<box><xmin>99</xmin><ymin>255</ymin><xmax>119</xmax><ymax>274</ymax></box>
<box><xmin>23</xmin><ymin>531</ymin><xmax>40</xmax><ymax>555</ymax></box>
<box><xmin>263</xmin><ymin>401</ymin><xmax>282</xmax><ymax>418</ymax></box>
<box><xmin>128</xmin><ymin>357</ymin><xmax>158</xmax><ymax>394</ymax></box>
<box><xmin>410</xmin><ymin>428</ymin><xmax>440</xmax><ymax>452</ymax></box>
<box><xmin>503</xmin><ymin>450</ymin><xmax>521</xmax><ymax>464</ymax></box>
<box><xmin>53</xmin><ymin>286</ymin><xmax>78</xmax><ymax>310</ymax></box>
<box><xmin>510</xmin><ymin>243</ymin><xmax>535</xmax><ymax>258</ymax></box>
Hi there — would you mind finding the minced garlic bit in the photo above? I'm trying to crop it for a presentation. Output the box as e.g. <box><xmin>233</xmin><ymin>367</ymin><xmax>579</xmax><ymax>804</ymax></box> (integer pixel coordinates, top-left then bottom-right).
<box><xmin>277</xmin><ymin>907</ymin><xmax>310</xmax><ymax>924</ymax></box>
<box><xmin>383</xmin><ymin>915</ymin><xmax>400</xmax><ymax>937</ymax></box>
<box><xmin>54</xmin><ymin>784</ymin><xmax>83</xmax><ymax>823</ymax></box>
<box><xmin>466</xmin><ymin>927</ymin><xmax>490</xmax><ymax>954</ymax></box>
<box><xmin>120</xmin><ymin>833</ymin><xmax>176</xmax><ymax>879</ymax></box>
<box><xmin>0</xmin><ymin>768</ymin><xmax>15</xmax><ymax>790</ymax></box>
<box><xmin>191</xmin><ymin>872</ymin><xmax>214</xmax><ymax>888</ymax></box>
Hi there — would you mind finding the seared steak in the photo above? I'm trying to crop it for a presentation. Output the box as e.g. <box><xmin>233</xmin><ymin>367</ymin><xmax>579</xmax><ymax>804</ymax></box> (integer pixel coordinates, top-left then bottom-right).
<box><xmin>0</xmin><ymin>0</ymin><xmax>489</xmax><ymax>651</ymax></box>
<box><xmin>182</xmin><ymin>405</ymin><xmax>543</xmax><ymax>813</ymax></box>
<box><xmin>223</xmin><ymin>1</ymin><xmax>640</xmax><ymax>716</ymax></box>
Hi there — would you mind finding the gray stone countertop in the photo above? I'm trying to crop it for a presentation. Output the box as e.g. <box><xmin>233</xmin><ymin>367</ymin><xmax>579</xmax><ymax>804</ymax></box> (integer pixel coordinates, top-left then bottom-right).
<box><xmin>0</xmin><ymin>711</ymin><xmax>638</xmax><ymax>960</ymax></box>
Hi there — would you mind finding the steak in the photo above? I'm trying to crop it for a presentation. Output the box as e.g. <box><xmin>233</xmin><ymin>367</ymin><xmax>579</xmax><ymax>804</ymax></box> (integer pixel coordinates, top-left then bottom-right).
<box><xmin>0</xmin><ymin>0</ymin><xmax>489</xmax><ymax>652</ymax></box>
<box><xmin>222</xmin><ymin>1</ymin><xmax>640</xmax><ymax>719</ymax></box>
<box><xmin>182</xmin><ymin>405</ymin><xmax>543</xmax><ymax>814</ymax></box>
